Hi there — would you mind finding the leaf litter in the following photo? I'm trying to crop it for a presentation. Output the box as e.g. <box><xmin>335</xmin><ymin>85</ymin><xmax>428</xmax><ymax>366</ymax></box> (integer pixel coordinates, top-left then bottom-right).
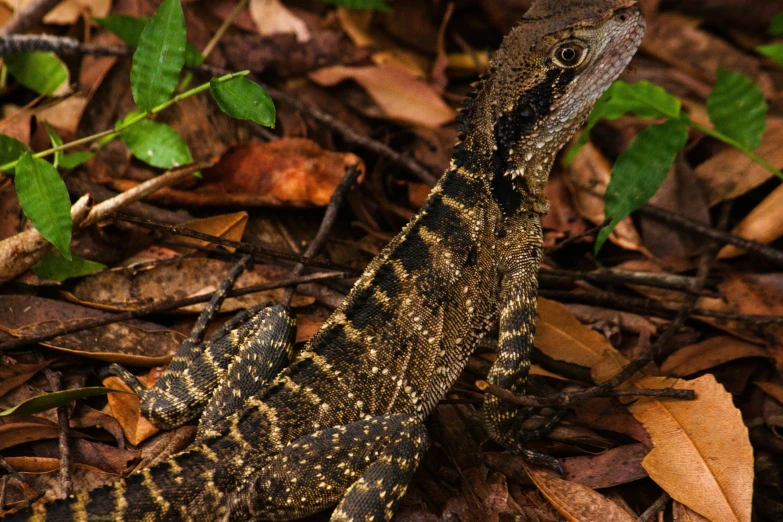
<box><xmin>0</xmin><ymin>0</ymin><xmax>782</xmax><ymax>520</ymax></box>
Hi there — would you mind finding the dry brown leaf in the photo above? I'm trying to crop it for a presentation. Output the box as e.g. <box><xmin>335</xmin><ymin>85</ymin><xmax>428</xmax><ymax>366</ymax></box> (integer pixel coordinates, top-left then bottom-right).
<box><xmin>309</xmin><ymin>63</ymin><xmax>456</xmax><ymax>128</ymax></box>
<box><xmin>719</xmin><ymin>183</ymin><xmax>783</xmax><ymax>259</ymax></box>
<box><xmin>249</xmin><ymin>0</ymin><xmax>309</xmax><ymax>42</ymax></box>
<box><xmin>0</xmin><ymin>421</ymin><xmax>63</xmax><ymax>451</ymax></box>
<box><xmin>536</xmin><ymin>298</ymin><xmax>626</xmax><ymax>371</ymax></box>
<box><xmin>0</xmin><ymin>295</ymin><xmax>183</xmax><ymax>366</ymax></box>
<box><xmin>660</xmin><ymin>336</ymin><xmax>770</xmax><ymax>377</ymax></box>
<box><xmin>526</xmin><ymin>464</ymin><xmax>636</xmax><ymax>522</ymax></box>
<box><xmin>629</xmin><ymin>375</ymin><xmax>753</xmax><ymax>522</ymax></box>
<box><xmin>31</xmin><ymin>438</ymin><xmax>138</xmax><ymax>475</ymax></box>
<box><xmin>641</xmin><ymin>13</ymin><xmax>772</xmax><ymax>94</ymax></box>
<box><xmin>673</xmin><ymin>502</ymin><xmax>711</xmax><ymax>522</ymax></box>
<box><xmin>67</xmin><ymin>258</ymin><xmax>313</xmax><ymax>313</ymax></box>
<box><xmin>36</xmin><ymin>96</ymin><xmax>89</xmax><ymax>137</ymax></box>
<box><xmin>562</xmin><ymin>443</ymin><xmax>649</xmax><ymax>489</ymax></box>
<box><xmin>563</xmin><ymin>143</ymin><xmax>648</xmax><ymax>254</ymax></box>
<box><xmin>755</xmin><ymin>381</ymin><xmax>783</xmax><ymax>405</ymax></box>
<box><xmin>42</xmin><ymin>0</ymin><xmax>111</xmax><ymax>24</ymax></box>
<box><xmin>695</xmin><ymin>118</ymin><xmax>783</xmax><ymax>206</ymax></box>
<box><xmin>103</xmin><ymin>376</ymin><xmax>159</xmax><ymax>446</ymax></box>
<box><xmin>0</xmin><ymin>360</ymin><xmax>51</xmax><ymax>398</ymax></box>
<box><xmin>165</xmin><ymin>211</ymin><xmax>248</xmax><ymax>254</ymax></box>
<box><xmin>110</xmin><ymin>139</ymin><xmax>364</xmax><ymax>208</ymax></box>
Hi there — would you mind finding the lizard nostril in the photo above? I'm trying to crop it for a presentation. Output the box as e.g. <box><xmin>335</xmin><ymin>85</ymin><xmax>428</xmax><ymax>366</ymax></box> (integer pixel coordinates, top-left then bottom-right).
<box><xmin>619</xmin><ymin>14</ymin><xmax>627</xmax><ymax>22</ymax></box>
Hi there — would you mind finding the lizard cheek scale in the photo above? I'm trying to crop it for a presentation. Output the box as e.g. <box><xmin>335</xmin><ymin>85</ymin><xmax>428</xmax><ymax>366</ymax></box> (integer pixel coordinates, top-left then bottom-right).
<box><xmin>4</xmin><ymin>1</ymin><xmax>645</xmax><ymax>521</ymax></box>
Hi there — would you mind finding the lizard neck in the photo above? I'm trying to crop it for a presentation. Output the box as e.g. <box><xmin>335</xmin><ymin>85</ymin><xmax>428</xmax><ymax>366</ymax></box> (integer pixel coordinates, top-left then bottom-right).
<box><xmin>452</xmin><ymin>67</ymin><xmax>590</xmax><ymax>217</ymax></box>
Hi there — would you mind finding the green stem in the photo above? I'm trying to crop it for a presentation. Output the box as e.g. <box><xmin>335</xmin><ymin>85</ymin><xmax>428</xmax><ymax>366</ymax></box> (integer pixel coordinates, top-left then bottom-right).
<box><xmin>0</xmin><ymin>70</ymin><xmax>250</xmax><ymax>173</ymax></box>
<box><xmin>686</xmin><ymin>119</ymin><xmax>783</xmax><ymax>181</ymax></box>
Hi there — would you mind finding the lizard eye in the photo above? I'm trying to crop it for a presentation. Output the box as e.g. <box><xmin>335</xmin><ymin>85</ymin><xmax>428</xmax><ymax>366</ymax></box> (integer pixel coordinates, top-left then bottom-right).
<box><xmin>552</xmin><ymin>41</ymin><xmax>588</xmax><ymax>68</ymax></box>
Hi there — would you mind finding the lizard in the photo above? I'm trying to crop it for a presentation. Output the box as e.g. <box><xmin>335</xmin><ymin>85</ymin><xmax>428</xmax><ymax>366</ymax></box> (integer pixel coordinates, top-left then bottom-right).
<box><xmin>5</xmin><ymin>1</ymin><xmax>645</xmax><ymax>520</ymax></box>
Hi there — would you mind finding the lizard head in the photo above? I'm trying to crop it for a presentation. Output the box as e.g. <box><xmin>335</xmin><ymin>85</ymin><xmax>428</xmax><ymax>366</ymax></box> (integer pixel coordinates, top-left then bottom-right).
<box><xmin>459</xmin><ymin>0</ymin><xmax>645</xmax><ymax>209</ymax></box>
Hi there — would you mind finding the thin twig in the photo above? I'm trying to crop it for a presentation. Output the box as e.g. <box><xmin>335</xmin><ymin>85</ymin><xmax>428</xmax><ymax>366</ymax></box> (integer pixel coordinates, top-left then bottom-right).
<box><xmin>0</xmin><ymin>0</ymin><xmax>62</xmax><ymax>36</ymax></box>
<box><xmin>34</xmin><ymin>354</ymin><xmax>72</xmax><ymax>496</ymax></box>
<box><xmin>639</xmin><ymin>204</ymin><xmax>783</xmax><ymax>266</ymax></box>
<box><xmin>539</xmin><ymin>288</ymin><xmax>783</xmax><ymax>324</ymax></box>
<box><xmin>476</xmin><ymin>381</ymin><xmax>695</xmax><ymax>408</ymax></box>
<box><xmin>547</xmin><ymin>218</ymin><xmax>611</xmax><ymax>254</ymax></box>
<box><xmin>201</xmin><ymin>0</ymin><xmax>249</xmax><ymax>59</ymax></box>
<box><xmin>636</xmin><ymin>492</ymin><xmax>671</xmax><ymax>522</ymax></box>
<box><xmin>111</xmin><ymin>213</ymin><xmax>352</xmax><ymax>272</ymax></box>
<box><xmin>283</xmin><ymin>164</ymin><xmax>363</xmax><ymax>305</ymax></box>
<box><xmin>0</xmin><ymin>34</ymin><xmax>131</xmax><ymax>57</ymax></box>
<box><xmin>541</xmin><ymin>267</ymin><xmax>718</xmax><ymax>297</ymax></box>
<box><xmin>0</xmin><ymin>272</ymin><xmax>350</xmax><ymax>352</ymax></box>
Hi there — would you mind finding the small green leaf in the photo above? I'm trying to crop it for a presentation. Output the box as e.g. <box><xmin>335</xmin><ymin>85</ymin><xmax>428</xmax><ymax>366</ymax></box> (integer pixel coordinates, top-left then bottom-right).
<box><xmin>597</xmin><ymin>119</ymin><xmax>689</xmax><ymax>252</ymax></box>
<box><xmin>4</xmin><ymin>52</ymin><xmax>68</xmax><ymax>95</ymax></box>
<box><xmin>769</xmin><ymin>11</ymin><xmax>783</xmax><ymax>35</ymax></box>
<box><xmin>707</xmin><ymin>69</ymin><xmax>767</xmax><ymax>150</ymax></box>
<box><xmin>131</xmin><ymin>0</ymin><xmax>186</xmax><ymax>111</ymax></box>
<box><xmin>60</xmin><ymin>152</ymin><xmax>93</xmax><ymax>169</ymax></box>
<box><xmin>15</xmin><ymin>152</ymin><xmax>73</xmax><ymax>260</ymax></box>
<box><xmin>43</xmin><ymin>122</ymin><xmax>64</xmax><ymax>168</ymax></box>
<box><xmin>210</xmin><ymin>77</ymin><xmax>276</xmax><ymax>128</ymax></box>
<box><xmin>0</xmin><ymin>387</ymin><xmax>132</xmax><ymax>417</ymax></box>
<box><xmin>757</xmin><ymin>44</ymin><xmax>783</xmax><ymax>67</ymax></box>
<box><xmin>119</xmin><ymin>117</ymin><xmax>192</xmax><ymax>169</ymax></box>
<box><xmin>95</xmin><ymin>15</ymin><xmax>150</xmax><ymax>47</ymax></box>
<box><xmin>566</xmin><ymin>80</ymin><xmax>681</xmax><ymax>164</ymax></box>
<box><xmin>184</xmin><ymin>44</ymin><xmax>205</xmax><ymax>66</ymax></box>
<box><xmin>0</xmin><ymin>134</ymin><xmax>29</xmax><ymax>171</ymax></box>
<box><xmin>322</xmin><ymin>0</ymin><xmax>391</xmax><ymax>12</ymax></box>
<box><xmin>32</xmin><ymin>252</ymin><xmax>106</xmax><ymax>282</ymax></box>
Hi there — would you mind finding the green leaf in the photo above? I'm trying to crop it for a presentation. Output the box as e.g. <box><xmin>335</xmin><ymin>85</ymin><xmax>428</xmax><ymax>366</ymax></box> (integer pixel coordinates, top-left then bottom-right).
<box><xmin>130</xmin><ymin>0</ymin><xmax>186</xmax><ymax>111</ymax></box>
<box><xmin>0</xmin><ymin>134</ymin><xmax>29</xmax><ymax>171</ymax></box>
<box><xmin>32</xmin><ymin>252</ymin><xmax>106</xmax><ymax>282</ymax></box>
<box><xmin>597</xmin><ymin>119</ymin><xmax>689</xmax><ymax>252</ymax></box>
<box><xmin>43</xmin><ymin>122</ymin><xmax>64</xmax><ymax>168</ymax></box>
<box><xmin>14</xmin><ymin>152</ymin><xmax>73</xmax><ymax>260</ymax></box>
<box><xmin>707</xmin><ymin>69</ymin><xmax>767</xmax><ymax>150</ymax></box>
<box><xmin>60</xmin><ymin>151</ymin><xmax>93</xmax><ymax>169</ymax></box>
<box><xmin>566</xmin><ymin>80</ymin><xmax>682</xmax><ymax>164</ymax></box>
<box><xmin>769</xmin><ymin>11</ymin><xmax>783</xmax><ymax>35</ymax></box>
<box><xmin>322</xmin><ymin>0</ymin><xmax>391</xmax><ymax>12</ymax></box>
<box><xmin>184</xmin><ymin>44</ymin><xmax>205</xmax><ymax>66</ymax></box>
<box><xmin>209</xmin><ymin>77</ymin><xmax>276</xmax><ymax>128</ymax></box>
<box><xmin>95</xmin><ymin>15</ymin><xmax>150</xmax><ymax>47</ymax></box>
<box><xmin>757</xmin><ymin>43</ymin><xmax>783</xmax><ymax>66</ymax></box>
<box><xmin>4</xmin><ymin>52</ymin><xmax>68</xmax><ymax>96</ymax></box>
<box><xmin>119</xmin><ymin>117</ymin><xmax>192</xmax><ymax>169</ymax></box>
<box><xmin>0</xmin><ymin>387</ymin><xmax>132</xmax><ymax>417</ymax></box>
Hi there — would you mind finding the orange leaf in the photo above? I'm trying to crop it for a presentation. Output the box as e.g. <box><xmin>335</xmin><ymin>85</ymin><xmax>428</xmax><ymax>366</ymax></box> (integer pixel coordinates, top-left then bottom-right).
<box><xmin>309</xmin><ymin>63</ymin><xmax>456</xmax><ymax>128</ymax></box>
<box><xmin>630</xmin><ymin>374</ymin><xmax>753</xmax><ymax>522</ymax></box>
<box><xmin>660</xmin><ymin>336</ymin><xmax>769</xmax><ymax>377</ymax></box>
<box><xmin>103</xmin><ymin>376</ymin><xmax>159</xmax><ymax>446</ymax></box>
<box><xmin>536</xmin><ymin>298</ymin><xmax>624</xmax><ymax>370</ymax></box>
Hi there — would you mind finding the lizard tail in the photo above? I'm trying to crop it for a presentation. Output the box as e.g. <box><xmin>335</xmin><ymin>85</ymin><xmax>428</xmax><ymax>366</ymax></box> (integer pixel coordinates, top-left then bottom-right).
<box><xmin>4</xmin><ymin>445</ymin><xmax>232</xmax><ymax>521</ymax></box>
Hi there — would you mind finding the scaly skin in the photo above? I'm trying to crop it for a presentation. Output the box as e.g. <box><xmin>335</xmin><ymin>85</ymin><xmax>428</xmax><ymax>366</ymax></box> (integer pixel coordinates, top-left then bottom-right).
<box><xmin>5</xmin><ymin>1</ymin><xmax>645</xmax><ymax>520</ymax></box>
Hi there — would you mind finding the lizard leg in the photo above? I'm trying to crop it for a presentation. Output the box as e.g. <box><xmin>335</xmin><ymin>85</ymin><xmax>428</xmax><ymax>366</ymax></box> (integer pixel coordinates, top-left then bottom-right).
<box><xmin>198</xmin><ymin>305</ymin><xmax>296</xmax><ymax>429</ymax></box>
<box><xmin>240</xmin><ymin>413</ymin><xmax>428</xmax><ymax>522</ymax></box>
<box><xmin>142</xmin><ymin>304</ymin><xmax>296</xmax><ymax>430</ymax></box>
<box><xmin>483</xmin><ymin>215</ymin><xmax>564</xmax><ymax>472</ymax></box>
